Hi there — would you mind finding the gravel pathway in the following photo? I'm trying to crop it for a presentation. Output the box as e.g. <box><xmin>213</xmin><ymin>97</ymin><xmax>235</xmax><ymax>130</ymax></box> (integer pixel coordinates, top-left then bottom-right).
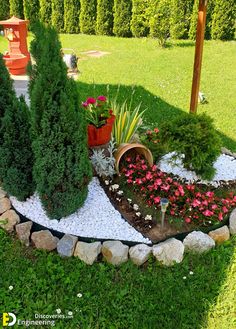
<box><xmin>10</xmin><ymin>177</ymin><xmax>151</xmax><ymax>244</ymax></box>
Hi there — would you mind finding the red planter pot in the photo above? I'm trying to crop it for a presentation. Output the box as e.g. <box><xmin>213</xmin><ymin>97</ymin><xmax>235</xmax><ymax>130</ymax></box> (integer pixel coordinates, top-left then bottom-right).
<box><xmin>88</xmin><ymin>115</ymin><xmax>116</xmax><ymax>147</ymax></box>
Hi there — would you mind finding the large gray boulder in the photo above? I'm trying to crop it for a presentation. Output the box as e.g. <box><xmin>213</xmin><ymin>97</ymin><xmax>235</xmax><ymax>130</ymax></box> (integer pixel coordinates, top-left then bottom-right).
<box><xmin>229</xmin><ymin>208</ymin><xmax>236</xmax><ymax>235</ymax></box>
<box><xmin>102</xmin><ymin>241</ymin><xmax>129</xmax><ymax>266</ymax></box>
<box><xmin>31</xmin><ymin>230</ymin><xmax>59</xmax><ymax>251</ymax></box>
<box><xmin>57</xmin><ymin>234</ymin><xmax>78</xmax><ymax>257</ymax></box>
<box><xmin>183</xmin><ymin>231</ymin><xmax>215</xmax><ymax>253</ymax></box>
<box><xmin>15</xmin><ymin>221</ymin><xmax>32</xmax><ymax>246</ymax></box>
<box><xmin>153</xmin><ymin>238</ymin><xmax>184</xmax><ymax>266</ymax></box>
<box><xmin>74</xmin><ymin>241</ymin><xmax>102</xmax><ymax>265</ymax></box>
<box><xmin>0</xmin><ymin>197</ymin><xmax>11</xmax><ymax>214</ymax></box>
<box><xmin>0</xmin><ymin>209</ymin><xmax>20</xmax><ymax>232</ymax></box>
<box><xmin>129</xmin><ymin>244</ymin><xmax>152</xmax><ymax>266</ymax></box>
<box><xmin>208</xmin><ymin>225</ymin><xmax>230</xmax><ymax>244</ymax></box>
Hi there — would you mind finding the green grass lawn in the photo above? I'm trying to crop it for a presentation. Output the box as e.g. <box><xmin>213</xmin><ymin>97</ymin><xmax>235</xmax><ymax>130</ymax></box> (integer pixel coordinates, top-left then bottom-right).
<box><xmin>0</xmin><ymin>34</ymin><xmax>236</xmax><ymax>151</ymax></box>
<box><xmin>1</xmin><ymin>229</ymin><xmax>236</xmax><ymax>329</ymax></box>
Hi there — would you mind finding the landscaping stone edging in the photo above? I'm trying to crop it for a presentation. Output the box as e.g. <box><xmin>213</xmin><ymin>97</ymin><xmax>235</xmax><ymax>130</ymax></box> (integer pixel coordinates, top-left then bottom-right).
<box><xmin>0</xmin><ymin>190</ymin><xmax>236</xmax><ymax>267</ymax></box>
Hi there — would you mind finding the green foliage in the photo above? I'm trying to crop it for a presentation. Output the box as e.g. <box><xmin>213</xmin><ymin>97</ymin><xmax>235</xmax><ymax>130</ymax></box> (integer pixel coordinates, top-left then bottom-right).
<box><xmin>23</xmin><ymin>0</ymin><xmax>39</xmax><ymax>26</ymax></box>
<box><xmin>130</xmin><ymin>0</ymin><xmax>150</xmax><ymax>38</ymax></box>
<box><xmin>0</xmin><ymin>0</ymin><xmax>10</xmax><ymax>20</ymax></box>
<box><xmin>29</xmin><ymin>24</ymin><xmax>92</xmax><ymax>219</ymax></box>
<box><xmin>160</xmin><ymin>113</ymin><xmax>222</xmax><ymax>180</ymax></box>
<box><xmin>170</xmin><ymin>0</ymin><xmax>194</xmax><ymax>39</ymax></box>
<box><xmin>9</xmin><ymin>0</ymin><xmax>24</xmax><ymax>18</ymax></box>
<box><xmin>0</xmin><ymin>55</ymin><xmax>34</xmax><ymax>200</ymax></box>
<box><xmin>39</xmin><ymin>0</ymin><xmax>51</xmax><ymax>25</ymax></box>
<box><xmin>113</xmin><ymin>0</ymin><xmax>132</xmax><ymax>37</ymax></box>
<box><xmin>96</xmin><ymin>0</ymin><xmax>113</xmax><ymax>36</ymax></box>
<box><xmin>149</xmin><ymin>0</ymin><xmax>171</xmax><ymax>47</ymax></box>
<box><xmin>64</xmin><ymin>0</ymin><xmax>80</xmax><ymax>34</ymax></box>
<box><xmin>80</xmin><ymin>0</ymin><xmax>97</xmax><ymax>35</ymax></box>
<box><xmin>51</xmin><ymin>0</ymin><xmax>64</xmax><ymax>32</ymax></box>
<box><xmin>211</xmin><ymin>0</ymin><xmax>236</xmax><ymax>40</ymax></box>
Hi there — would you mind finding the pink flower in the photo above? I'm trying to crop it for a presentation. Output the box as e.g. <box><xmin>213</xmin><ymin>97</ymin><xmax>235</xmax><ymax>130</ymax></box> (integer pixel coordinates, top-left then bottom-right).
<box><xmin>152</xmin><ymin>165</ymin><xmax>157</xmax><ymax>171</ymax></box>
<box><xmin>86</xmin><ymin>97</ymin><xmax>96</xmax><ymax>104</ymax></box>
<box><xmin>142</xmin><ymin>164</ymin><xmax>148</xmax><ymax>170</ymax></box>
<box><xmin>146</xmin><ymin>172</ymin><xmax>153</xmax><ymax>180</ymax></box>
<box><xmin>154</xmin><ymin>128</ymin><xmax>159</xmax><ymax>133</ymax></box>
<box><xmin>185</xmin><ymin>217</ymin><xmax>191</xmax><ymax>223</ymax></box>
<box><xmin>222</xmin><ymin>206</ymin><xmax>228</xmax><ymax>214</ymax></box>
<box><xmin>82</xmin><ymin>102</ymin><xmax>88</xmax><ymax>107</ymax></box>
<box><xmin>155</xmin><ymin>178</ymin><xmax>162</xmax><ymax>186</ymax></box>
<box><xmin>218</xmin><ymin>212</ymin><xmax>223</xmax><ymax>221</ymax></box>
<box><xmin>97</xmin><ymin>95</ymin><xmax>107</xmax><ymax>102</ymax></box>
<box><xmin>211</xmin><ymin>204</ymin><xmax>218</xmax><ymax>210</ymax></box>
<box><xmin>206</xmin><ymin>191</ymin><xmax>214</xmax><ymax>198</ymax></box>
<box><xmin>161</xmin><ymin>184</ymin><xmax>170</xmax><ymax>192</ymax></box>
<box><xmin>202</xmin><ymin>210</ymin><xmax>214</xmax><ymax>217</ymax></box>
<box><xmin>135</xmin><ymin>178</ymin><xmax>143</xmax><ymax>185</ymax></box>
<box><xmin>154</xmin><ymin>196</ymin><xmax>160</xmax><ymax>204</ymax></box>
<box><xmin>178</xmin><ymin>185</ymin><xmax>185</xmax><ymax>196</ymax></box>
<box><xmin>195</xmin><ymin>192</ymin><xmax>202</xmax><ymax>198</ymax></box>
<box><xmin>192</xmin><ymin>199</ymin><xmax>201</xmax><ymax>207</ymax></box>
<box><xmin>202</xmin><ymin>200</ymin><xmax>208</xmax><ymax>207</ymax></box>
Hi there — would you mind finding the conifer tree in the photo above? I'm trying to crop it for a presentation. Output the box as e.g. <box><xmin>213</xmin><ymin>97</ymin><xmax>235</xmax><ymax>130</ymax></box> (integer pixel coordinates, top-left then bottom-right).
<box><xmin>170</xmin><ymin>0</ymin><xmax>187</xmax><ymax>39</ymax></box>
<box><xmin>39</xmin><ymin>0</ymin><xmax>51</xmax><ymax>25</ymax></box>
<box><xmin>131</xmin><ymin>0</ymin><xmax>150</xmax><ymax>37</ymax></box>
<box><xmin>30</xmin><ymin>24</ymin><xmax>92</xmax><ymax>219</ymax></box>
<box><xmin>23</xmin><ymin>0</ymin><xmax>39</xmax><ymax>26</ymax></box>
<box><xmin>64</xmin><ymin>0</ymin><xmax>80</xmax><ymax>34</ymax></box>
<box><xmin>113</xmin><ymin>0</ymin><xmax>132</xmax><ymax>37</ymax></box>
<box><xmin>51</xmin><ymin>0</ymin><xmax>64</xmax><ymax>32</ymax></box>
<box><xmin>0</xmin><ymin>54</ymin><xmax>35</xmax><ymax>200</ymax></box>
<box><xmin>0</xmin><ymin>0</ymin><xmax>10</xmax><ymax>20</ymax></box>
<box><xmin>96</xmin><ymin>0</ymin><xmax>113</xmax><ymax>35</ymax></box>
<box><xmin>10</xmin><ymin>0</ymin><xmax>24</xmax><ymax>18</ymax></box>
<box><xmin>80</xmin><ymin>0</ymin><xmax>97</xmax><ymax>35</ymax></box>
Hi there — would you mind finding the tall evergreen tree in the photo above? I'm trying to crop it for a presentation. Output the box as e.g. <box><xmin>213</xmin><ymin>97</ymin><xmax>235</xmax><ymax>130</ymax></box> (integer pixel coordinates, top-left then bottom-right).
<box><xmin>149</xmin><ymin>0</ymin><xmax>171</xmax><ymax>47</ymax></box>
<box><xmin>23</xmin><ymin>0</ymin><xmax>39</xmax><ymax>26</ymax></box>
<box><xmin>80</xmin><ymin>0</ymin><xmax>97</xmax><ymax>35</ymax></box>
<box><xmin>211</xmin><ymin>0</ymin><xmax>236</xmax><ymax>40</ymax></box>
<box><xmin>64</xmin><ymin>0</ymin><xmax>80</xmax><ymax>33</ymax></box>
<box><xmin>39</xmin><ymin>0</ymin><xmax>51</xmax><ymax>25</ymax></box>
<box><xmin>113</xmin><ymin>0</ymin><xmax>132</xmax><ymax>37</ymax></box>
<box><xmin>10</xmin><ymin>0</ymin><xmax>24</xmax><ymax>18</ymax></box>
<box><xmin>0</xmin><ymin>54</ymin><xmax>35</xmax><ymax>200</ymax></box>
<box><xmin>170</xmin><ymin>0</ymin><xmax>194</xmax><ymax>39</ymax></box>
<box><xmin>30</xmin><ymin>24</ymin><xmax>92</xmax><ymax>219</ymax></box>
<box><xmin>96</xmin><ymin>0</ymin><xmax>113</xmax><ymax>35</ymax></box>
<box><xmin>0</xmin><ymin>0</ymin><xmax>10</xmax><ymax>20</ymax></box>
<box><xmin>51</xmin><ymin>0</ymin><xmax>64</xmax><ymax>32</ymax></box>
<box><xmin>131</xmin><ymin>0</ymin><xmax>150</xmax><ymax>37</ymax></box>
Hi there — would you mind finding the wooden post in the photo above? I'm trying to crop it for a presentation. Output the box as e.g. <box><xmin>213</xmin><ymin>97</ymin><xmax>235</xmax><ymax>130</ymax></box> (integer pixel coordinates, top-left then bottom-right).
<box><xmin>190</xmin><ymin>0</ymin><xmax>208</xmax><ymax>114</ymax></box>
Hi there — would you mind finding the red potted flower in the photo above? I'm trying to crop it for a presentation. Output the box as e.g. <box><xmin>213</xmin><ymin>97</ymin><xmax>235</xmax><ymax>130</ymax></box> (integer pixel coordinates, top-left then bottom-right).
<box><xmin>82</xmin><ymin>96</ymin><xmax>115</xmax><ymax>147</ymax></box>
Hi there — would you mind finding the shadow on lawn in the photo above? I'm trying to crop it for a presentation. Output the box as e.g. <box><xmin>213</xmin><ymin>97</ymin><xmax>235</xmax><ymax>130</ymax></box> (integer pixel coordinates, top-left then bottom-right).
<box><xmin>77</xmin><ymin>82</ymin><xmax>236</xmax><ymax>152</ymax></box>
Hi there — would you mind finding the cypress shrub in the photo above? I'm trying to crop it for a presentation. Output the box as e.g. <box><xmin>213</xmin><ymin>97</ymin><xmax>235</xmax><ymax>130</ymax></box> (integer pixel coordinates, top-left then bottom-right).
<box><xmin>149</xmin><ymin>0</ymin><xmax>171</xmax><ymax>47</ymax></box>
<box><xmin>170</xmin><ymin>0</ymin><xmax>194</xmax><ymax>39</ymax></box>
<box><xmin>51</xmin><ymin>0</ymin><xmax>64</xmax><ymax>32</ymax></box>
<box><xmin>64</xmin><ymin>0</ymin><xmax>80</xmax><ymax>34</ymax></box>
<box><xmin>10</xmin><ymin>0</ymin><xmax>24</xmax><ymax>18</ymax></box>
<box><xmin>113</xmin><ymin>0</ymin><xmax>132</xmax><ymax>37</ymax></box>
<box><xmin>30</xmin><ymin>24</ymin><xmax>92</xmax><ymax>219</ymax></box>
<box><xmin>39</xmin><ymin>0</ymin><xmax>51</xmax><ymax>25</ymax></box>
<box><xmin>96</xmin><ymin>0</ymin><xmax>113</xmax><ymax>35</ymax></box>
<box><xmin>0</xmin><ymin>0</ymin><xmax>10</xmax><ymax>20</ymax></box>
<box><xmin>0</xmin><ymin>54</ymin><xmax>35</xmax><ymax>200</ymax></box>
<box><xmin>131</xmin><ymin>0</ymin><xmax>150</xmax><ymax>37</ymax></box>
<box><xmin>211</xmin><ymin>0</ymin><xmax>236</xmax><ymax>40</ymax></box>
<box><xmin>23</xmin><ymin>0</ymin><xmax>39</xmax><ymax>26</ymax></box>
<box><xmin>80</xmin><ymin>0</ymin><xmax>97</xmax><ymax>35</ymax></box>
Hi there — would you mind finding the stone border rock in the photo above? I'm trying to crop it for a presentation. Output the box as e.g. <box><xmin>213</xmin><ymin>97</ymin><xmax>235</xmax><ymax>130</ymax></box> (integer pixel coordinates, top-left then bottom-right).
<box><xmin>0</xmin><ymin>187</ymin><xmax>236</xmax><ymax>267</ymax></box>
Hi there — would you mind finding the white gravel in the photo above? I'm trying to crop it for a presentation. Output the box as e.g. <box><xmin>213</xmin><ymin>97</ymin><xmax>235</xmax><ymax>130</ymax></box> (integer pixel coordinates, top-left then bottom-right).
<box><xmin>159</xmin><ymin>152</ymin><xmax>236</xmax><ymax>187</ymax></box>
<box><xmin>10</xmin><ymin>177</ymin><xmax>151</xmax><ymax>244</ymax></box>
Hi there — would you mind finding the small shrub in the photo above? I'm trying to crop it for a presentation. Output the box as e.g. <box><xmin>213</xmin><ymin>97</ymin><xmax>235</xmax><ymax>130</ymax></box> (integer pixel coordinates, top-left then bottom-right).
<box><xmin>96</xmin><ymin>0</ymin><xmax>113</xmax><ymax>36</ymax></box>
<box><xmin>23</xmin><ymin>0</ymin><xmax>39</xmax><ymax>27</ymax></box>
<box><xmin>64</xmin><ymin>0</ymin><xmax>80</xmax><ymax>34</ymax></box>
<box><xmin>149</xmin><ymin>0</ymin><xmax>171</xmax><ymax>47</ymax></box>
<box><xmin>51</xmin><ymin>0</ymin><xmax>64</xmax><ymax>32</ymax></box>
<box><xmin>80</xmin><ymin>0</ymin><xmax>97</xmax><ymax>35</ymax></box>
<box><xmin>39</xmin><ymin>0</ymin><xmax>51</xmax><ymax>25</ymax></box>
<box><xmin>131</xmin><ymin>0</ymin><xmax>150</xmax><ymax>38</ymax></box>
<box><xmin>160</xmin><ymin>113</ymin><xmax>222</xmax><ymax>180</ymax></box>
<box><xmin>113</xmin><ymin>0</ymin><xmax>132</xmax><ymax>37</ymax></box>
<box><xmin>0</xmin><ymin>0</ymin><xmax>10</xmax><ymax>20</ymax></box>
<box><xmin>211</xmin><ymin>0</ymin><xmax>236</xmax><ymax>40</ymax></box>
<box><xmin>10</xmin><ymin>0</ymin><xmax>24</xmax><ymax>18</ymax></box>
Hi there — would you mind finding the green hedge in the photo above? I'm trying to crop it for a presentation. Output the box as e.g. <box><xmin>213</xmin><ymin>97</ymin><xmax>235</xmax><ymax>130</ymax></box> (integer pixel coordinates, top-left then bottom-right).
<box><xmin>0</xmin><ymin>0</ymin><xmax>10</xmax><ymax>20</ymax></box>
<box><xmin>80</xmin><ymin>0</ymin><xmax>97</xmax><ymax>35</ymax></box>
<box><xmin>96</xmin><ymin>0</ymin><xmax>113</xmax><ymax>35</ymax></box>
<box><xmin>131</xmin><ymin>0</ymin><xmax>150</xmax><ymax>37</ymax></box>
<box><xmin>150</xmin><ymin>0</ymin><xmax>171</xmax><ymax>46</ymax></box>
<box><xmin>51</xmin><ymin>0</ymin><xmax>64</xmax><ymax>32</ymax></box>
<box><xmin>39</xmin><ymin>0</ymin><xmax>51</xmax><ymax>25</ymax></box>
<box><xmin>170</xmin><ymin>0</ymin><xmax>194</xmax><ymax>39</ymax></box>
<box><xmin>23</xmin><ymin>0</ymin><xmax>39</xmax><ymax>26</ymax></box>
<box><xmin>64</xmin><ymin>0</ymin><xmax>80</xmax><ymax>34</ymax></box>
<box><xmin>211</xmin><ymin>0</ymin><xmax>236</xmax><ymax>40</ymax></box>
<box><xmin>113</xmin><ymin>0</ymin><xmax>132</xmax><ymax>37</ymax></box>
<box><xmin>10</xmin><ymin>0</ymin><xmax>24</xmax><ymax>18</ymax></box>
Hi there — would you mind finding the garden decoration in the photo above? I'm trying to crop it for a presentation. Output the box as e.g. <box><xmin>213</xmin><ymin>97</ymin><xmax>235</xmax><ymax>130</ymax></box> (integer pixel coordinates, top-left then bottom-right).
<box><xmin>83</xmin><ymin>96</ymin><xmax>116</xmax><ymax>147</ymax></box>
<box><xmin>0</xmin><ymin>16</ymin><xmax>30</xmax><ymax>75</ymax></box>
<box><xmin>160</xmin><ymin>198</ymin><xmax>169</xmax><ymax>228</ymax></box>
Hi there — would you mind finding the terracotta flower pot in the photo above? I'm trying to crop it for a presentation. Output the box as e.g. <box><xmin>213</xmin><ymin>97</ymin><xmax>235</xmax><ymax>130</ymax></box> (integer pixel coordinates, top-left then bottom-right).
<box><xmin>88</xmin><ymin>114</ymin><xmax>115</xmax><ymax>147</ymax></box>
<box><xmin>115</xmin><ymin>143</ymin><xmax>153</xmax><ymax>173</ymax></box>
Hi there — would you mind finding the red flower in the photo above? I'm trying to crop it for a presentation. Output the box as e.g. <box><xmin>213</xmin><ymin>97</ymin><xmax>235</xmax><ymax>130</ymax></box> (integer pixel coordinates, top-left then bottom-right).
<box><xmin>154</xmin><ymin>128</ymin><xmax>159</xmax><ymax>133</ymax></box>
<box><xmin>82</xmin><ymin>102</ymin><xmax>88</xmax><ymax>107</ymax></box>
<box><xmin>185</xmin><ymin>217</ymin><xmax>191</xmax><ymax>223</ymax></box>
<box><xmin>206</xmin><ymin>191</ymin><xmax>214</xmax><ymax>198</ymax></box>
<box><xmin>154</xmin><ymin>196</ymin><xmax>161</xmax><ymax>204</ymax></box>
<box><xmin>97</xmin><ymin>95</ymin><xmax>107</xmax><ymax>102</ymax></box>
<box><xmin>86</xmin><ymin>97</ymin><xmax>96</xmax><ymax>104</ymax></box>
